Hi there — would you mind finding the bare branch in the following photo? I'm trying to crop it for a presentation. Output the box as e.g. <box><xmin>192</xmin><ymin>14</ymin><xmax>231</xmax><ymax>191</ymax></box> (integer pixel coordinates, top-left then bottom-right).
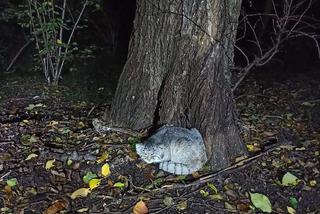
<box><xmin>232</xmin><ymin>0</ymin><xmax>320</xmax><ymax>92</ymax></box>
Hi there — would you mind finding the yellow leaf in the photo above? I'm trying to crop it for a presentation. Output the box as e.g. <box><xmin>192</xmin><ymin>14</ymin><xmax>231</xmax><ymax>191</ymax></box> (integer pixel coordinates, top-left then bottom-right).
<box><xmin>22</xmin><ymin>119</ymin><xmax>29</xmax><ymax>124</ymax></box>
<box><xmin>246</xmin><ymin>144</ymin><xmax>255</xmax><ymax>152</ymax></box>
<box><xmin>96</xmin><ymin>152</ymin><xmax>109</xmax><ymax>163</ymax></box>
<box><xmin>287</xmin><ymin>206</ymin><xmax>296</xmax><ymax>214</ymax></box>
<box><xmin>309</xmin><ymin>180</ymin><xmax>317</xmax><ymax>187</ymax></box>
<box><xmin>67</xmin><ymin>159</ymin><xmax>73</xmax><ymax>166</ymax></box>
<box><xmin>89</xmin><ymin>178</ymin><xmax>101</xmax><ymax>190</ymax></box>
<box><xmin>57</xmin><ymin>39</ymin><xmax>63</xmax><ymax>45</ymax></box>
<box><xmin>76</xmin><ymin>207</ymin><xmax>89</xmax><ymax>213</ymax></box>
<box><xmin>101</xmin><ymin>163</ymin><xmax>111</xmax><ymax>177</ymax></box>
<box><xmin>48</xmin><ymin>120</ymin><xmax>59</xmax><ymax>126</ymax></box>
<box><xmin>25</xmin><ymin>153</ymin><xmax>38</xmax><ymax>160</ymax></box>
<box><xmin>133</xmin><ymin>201</ymin><xmax>148</xmax><ymax>214</ymax></box>
<box><xmin>77</xmin><ymin>121</ymin><xmax>85</xmax><ymax>128</ymax></box>
<box><xmin>45</xmin><ymin>159</ymin><xmax>56</xmax><ymax>170</ymax></box>
<box><xmin>70</xmin><ymin>188</ymin><xmax>91</xmax><ymax>199</ymax></box>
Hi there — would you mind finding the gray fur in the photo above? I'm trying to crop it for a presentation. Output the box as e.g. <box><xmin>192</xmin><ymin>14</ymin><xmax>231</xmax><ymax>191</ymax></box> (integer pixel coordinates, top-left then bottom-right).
<box><xmin>136</xmin><ymin>126</ymin><xmax>207</xmax><ymax>175</ymax></box>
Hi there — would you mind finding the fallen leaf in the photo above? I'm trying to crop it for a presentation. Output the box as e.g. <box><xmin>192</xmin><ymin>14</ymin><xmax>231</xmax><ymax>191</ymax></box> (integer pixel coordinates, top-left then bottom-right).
<box><xmin>309</xmin><ymin>180</ymin><xmax>317</xmax><ymax>187</ymax></box>
<box><xmin>224</xmin><ymin>202</ymin><xmax>237</xmax><ymax>213</ymax></box>
<box><xmin>48</xmin><ymin>120</ymin><xmax>59</xmax><ymax>126</ymax></box>
<box><xmin>70</xmin><ymin>188</ymin><xmax>91</xmax><ymax>199</ymax></box>
<box><xmin>45</xmin><ymin>159</ymin><xmax>56</xmax><ymax>170</ymax></box>
<box><xmin>200</xmin><ymin>189</ymin><xmax>209</xmax><ymax>197</ymax></box>
<box><xmin>67</xmin><ymin>159</ymin><xmax>73</xmax><ymax>166</ymax></box>
<box><xmin>163</xmin><ymin>196</ymin><xmax>174</xmax><ymax>206</ymax></box>
<box><xmin>25</xmin><ymin>153</ymin><xmax>38</xmax><ymax>160</ymax></box>
<box><xmin>250</xmin><ymin>192</ymin><xmax>272</xmax><ymax>213</ymax></box>
<box><xmin>287</xmin><ymin>206</ymin><xmax>296</xmax><ymax>214</ymax></box>
<box><xmin>236</xmin><ymin>202</ymin><xmax>251</xmax><ymax>212</ymax></box>
<box><xmin>209</xmin><ymin>194</ymin><xmax>223</xmax><ymax>201</ymax></box>
<box><xmin>29</xmin><ymin>135</ymin><xmax>38</xmax><ymax>143</ymax></box>
<box><xmin>282</xmin><ymin>172</ymin><xmax>299</xmax><ymax>186</ymax></box>
<box><xmin>113</xmin><ymin>182</ymin><xmax>125</xmax><ymax>188</ymax></box>
<box><xmin>51</xmin><ymin>170</ymin><xmax>66</xmax><ymax>178</ymax></box>
<box><xmin>6</xmin><ymin>178</ymin><xmax>17</xmax><ymax>187</ymax></box>
<box><xmin>89</xmin><ymin>179</ymin><xmax>101</xmax><ymax>190</ymax></box>
<box><xmin>83</xmin><ymin>172</ymin><xmax>97</xmax><ymax>183</ymax></box>
<box><xmin>77</xmin><ymin>121</ymin><xmax>85</xmax><ymax>129</ymax></box>
<box><xmin>22</xmin><ymin>119</ymin><xmax>29</xmax><ymax>124</ymax></box>
<box><xmin>246</xmin><ymin>143</ymin><xmax>261</xmax><ymax>152</ymax></box>
<box><xmin>43</xmin><ymin>200</ymin><xmax>68</xmax><ymax>214</ymax></box>
<box><xmin>101</xmin><ymin>163</ymin><xmax>111</xmax><ymax>177</ymax></box>
<box><xmin>3</xmin><ymin>185</ymin><xmax>13</xmax><ymax>201</ymax></box>
<box><xmin>133</xmin><ymin>201</ymin><xmax>148</xmax><ymax>214</ymax></box>
<box><xmin>76</xmin><ymin>207</ymin><xmax>89</xmax><ymax>213</ymax></box>
<box><xmin>96</xmin><ymin>152</ymin><xmax>109</xmax><ymax>163</ymax></box>
<box><xmin>289</xmin><ymin>197</ymin><xmax>298</xmax><ymax>209</ymax></box>
<box><xmin>176</xmin><ymin>200</ymin><xmax>188</xmax><ymax>211</ymax></box>
<box><xmin>207</xmin><ymin>182</ymin><xmax>218</xmax><ymax>194</ymax></box>
<box><xmin>20</xmin><ymin>134</ymin><xmax>38</xmax><ymax>145</ymax></box>
<box><xmin>25</xmin><ymin>103</ymin><xmax>44</xmax><ymax>110</ymax></box>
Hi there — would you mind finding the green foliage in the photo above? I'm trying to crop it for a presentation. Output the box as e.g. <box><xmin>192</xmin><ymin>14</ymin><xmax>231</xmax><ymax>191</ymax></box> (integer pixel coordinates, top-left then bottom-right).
<box><xmin>250</xmin><ymin>192</ymin><xmax>272</xmax><ymax>213</ymax></box>
<box><xmin>1</xmin><ymin>0</ymin><xmax>102</xmax><ymax>85</ymax></box>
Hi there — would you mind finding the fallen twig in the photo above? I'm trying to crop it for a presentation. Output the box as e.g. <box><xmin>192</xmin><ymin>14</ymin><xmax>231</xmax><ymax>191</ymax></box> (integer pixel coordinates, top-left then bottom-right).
<box><xmin>160</xmin><ymin>145</ymin><xmax>287</xmax><ymax>190</ymax></box>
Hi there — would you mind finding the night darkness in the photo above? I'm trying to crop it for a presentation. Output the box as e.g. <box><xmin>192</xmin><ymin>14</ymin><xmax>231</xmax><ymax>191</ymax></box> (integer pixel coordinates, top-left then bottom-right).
<box><xmin>0</xmin><ymin>0</ymin><xmax>320</xmax><ymax>213</ymax></box>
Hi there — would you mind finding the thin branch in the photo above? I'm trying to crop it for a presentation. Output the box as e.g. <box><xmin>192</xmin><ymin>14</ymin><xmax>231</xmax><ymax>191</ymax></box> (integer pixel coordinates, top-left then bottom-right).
<box><xmin>5</xmin><ymin>39</ymin><xmax>32</xmax><ymax>73</ymax></box>
<box><xmin>56</xmin><ymin>0</ymin><xmax>88</xmax><ymax>84</ymax></box>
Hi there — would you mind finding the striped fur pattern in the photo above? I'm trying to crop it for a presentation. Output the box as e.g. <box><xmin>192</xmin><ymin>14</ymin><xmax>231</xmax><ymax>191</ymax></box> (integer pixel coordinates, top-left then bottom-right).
<box><xmin>136</xmin><ymin>125</ymin><xmax>207</xmax><ymax>175</ymax></box>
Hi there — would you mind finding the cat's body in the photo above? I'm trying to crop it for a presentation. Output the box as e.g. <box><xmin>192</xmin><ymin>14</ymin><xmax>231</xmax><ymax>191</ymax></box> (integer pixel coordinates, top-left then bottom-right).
<box><xmin>136</xmin><ymin>126</ymin><xmax>207</xmax><ymax>175</ymax></box>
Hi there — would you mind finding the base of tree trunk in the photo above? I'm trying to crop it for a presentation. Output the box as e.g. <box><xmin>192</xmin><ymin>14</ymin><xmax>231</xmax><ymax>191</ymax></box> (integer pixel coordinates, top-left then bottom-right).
<box><xmin>109</xmin><ymin>0</ymin><xmax>247</xmax><ymax>171</ymax></box>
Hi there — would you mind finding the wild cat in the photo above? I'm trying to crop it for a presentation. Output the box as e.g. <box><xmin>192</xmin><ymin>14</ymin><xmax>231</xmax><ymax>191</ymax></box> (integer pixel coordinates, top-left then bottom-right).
<box><xmin>136</xmin><ymin>126</ymin><xmax>207</xmax><ymax>175</ymax></box>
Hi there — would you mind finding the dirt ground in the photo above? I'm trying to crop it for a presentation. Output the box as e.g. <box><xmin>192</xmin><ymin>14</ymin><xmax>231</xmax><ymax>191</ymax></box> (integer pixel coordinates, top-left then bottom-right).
<box><xmin>0</xmin><ymin>69</ymin><xmax>319</xmax><ymax>213</ymax></box>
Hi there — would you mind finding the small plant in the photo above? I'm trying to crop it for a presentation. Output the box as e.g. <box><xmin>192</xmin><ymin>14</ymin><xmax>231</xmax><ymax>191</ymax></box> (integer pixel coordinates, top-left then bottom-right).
<box><xmin>24</xmin><ymin>0</ymin><xmax>89</xmax><ymax>85</ymax></box>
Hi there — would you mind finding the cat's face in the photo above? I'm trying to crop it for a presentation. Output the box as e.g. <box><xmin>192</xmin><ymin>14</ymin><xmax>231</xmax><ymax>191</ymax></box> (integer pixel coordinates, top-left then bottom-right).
<box><xmin>136</xmin><ymin>138</ymin><xmax>168</xmax><ymax>163</ymax></box>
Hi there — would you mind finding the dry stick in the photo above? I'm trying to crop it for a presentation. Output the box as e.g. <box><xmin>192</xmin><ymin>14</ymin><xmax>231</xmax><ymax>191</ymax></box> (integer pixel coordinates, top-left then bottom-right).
<box><xmin>160</xmin><ymin>145</ymin><xmax>283</xmax><ymax>190</ymax></box>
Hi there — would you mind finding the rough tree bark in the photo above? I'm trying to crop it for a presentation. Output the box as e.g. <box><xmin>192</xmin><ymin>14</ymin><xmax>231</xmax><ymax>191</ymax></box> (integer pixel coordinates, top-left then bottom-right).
<box><xmin>109</xmin><ymin>0</ymin><xmax>247</xmax><ymax>171</ymax></box>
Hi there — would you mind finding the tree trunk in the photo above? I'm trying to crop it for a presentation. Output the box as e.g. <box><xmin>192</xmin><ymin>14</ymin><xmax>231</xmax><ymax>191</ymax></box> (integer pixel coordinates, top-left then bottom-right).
<box><xmin>110</xmin><ymin>0</ymin><xmax>247</xmax><ymax>171</ymax></box>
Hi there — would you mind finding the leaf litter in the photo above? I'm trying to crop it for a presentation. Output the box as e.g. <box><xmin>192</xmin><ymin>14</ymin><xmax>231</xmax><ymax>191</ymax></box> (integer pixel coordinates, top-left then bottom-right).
<box><xmin>0</xmin><ymin>75</ymin><xmax>319</xmax><ymax>213</ymax></box>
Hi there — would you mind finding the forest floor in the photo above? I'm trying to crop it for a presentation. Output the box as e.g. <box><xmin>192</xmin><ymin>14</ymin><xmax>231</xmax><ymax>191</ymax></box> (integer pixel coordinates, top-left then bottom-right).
<box><xmin>0</xmin><ymin>70</ymin><xmax>320</xmax><ymax>214</ymax></box>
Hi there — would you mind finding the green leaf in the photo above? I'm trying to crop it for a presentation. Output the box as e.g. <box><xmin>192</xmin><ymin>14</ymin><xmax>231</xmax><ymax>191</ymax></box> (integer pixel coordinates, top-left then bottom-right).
<box><xmin>209</xmin><ymin>194</ymin><xmax>223</xmax><ymax>201</ymax></box>
<box><xmin>207</xmin><ymin>182</ymin><xmax>218</xmax><ymax>194</ymax></box>
<box><xmin>282</xmin><ymin>172</ymin><xmax>299</xmax><ymax>186</ymax></box>
<box><xmin>83</xmin><ymin>171</ymin><xmax>97</xmax><ymax>183</ymax></box>
<box><xmin>200</xmin><ymin>189</ymin><xmax>209</xmax><ymax>197</ymax></box>
<box><xmin>113</xmin><ymin>182</ymin><xmax>125</xmax><ymax>188</ymax></box>
<box><xmin>20</xmin><ymin>134</ymin><xmax>38</xmax><ymax>145</ymax></box>
<box><xmin>250</xmin><ymin>192</ymin><xmax>272</xmax><ymax>213</ymax></box>
<box><xmin>289</xmin><ymin>197</ymin><xmax>298</xmax><ymax>209</ymax></box>
<box><xmin>6</xmin><ymin>178</ymin><xmax>18</xmax><ymax>187</ymax></box>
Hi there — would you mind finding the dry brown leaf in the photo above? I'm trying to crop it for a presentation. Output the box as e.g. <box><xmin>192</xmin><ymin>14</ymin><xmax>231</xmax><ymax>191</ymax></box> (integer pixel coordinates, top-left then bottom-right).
<box><xmin>133</xmin><ymin>201</ymin><xmax>148</xmax><ymax>214</ymax></box>
<box><xmin>42</xmin><ymin>200</ymin><xmax>68</xmax><ymax>214</ymax></box>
